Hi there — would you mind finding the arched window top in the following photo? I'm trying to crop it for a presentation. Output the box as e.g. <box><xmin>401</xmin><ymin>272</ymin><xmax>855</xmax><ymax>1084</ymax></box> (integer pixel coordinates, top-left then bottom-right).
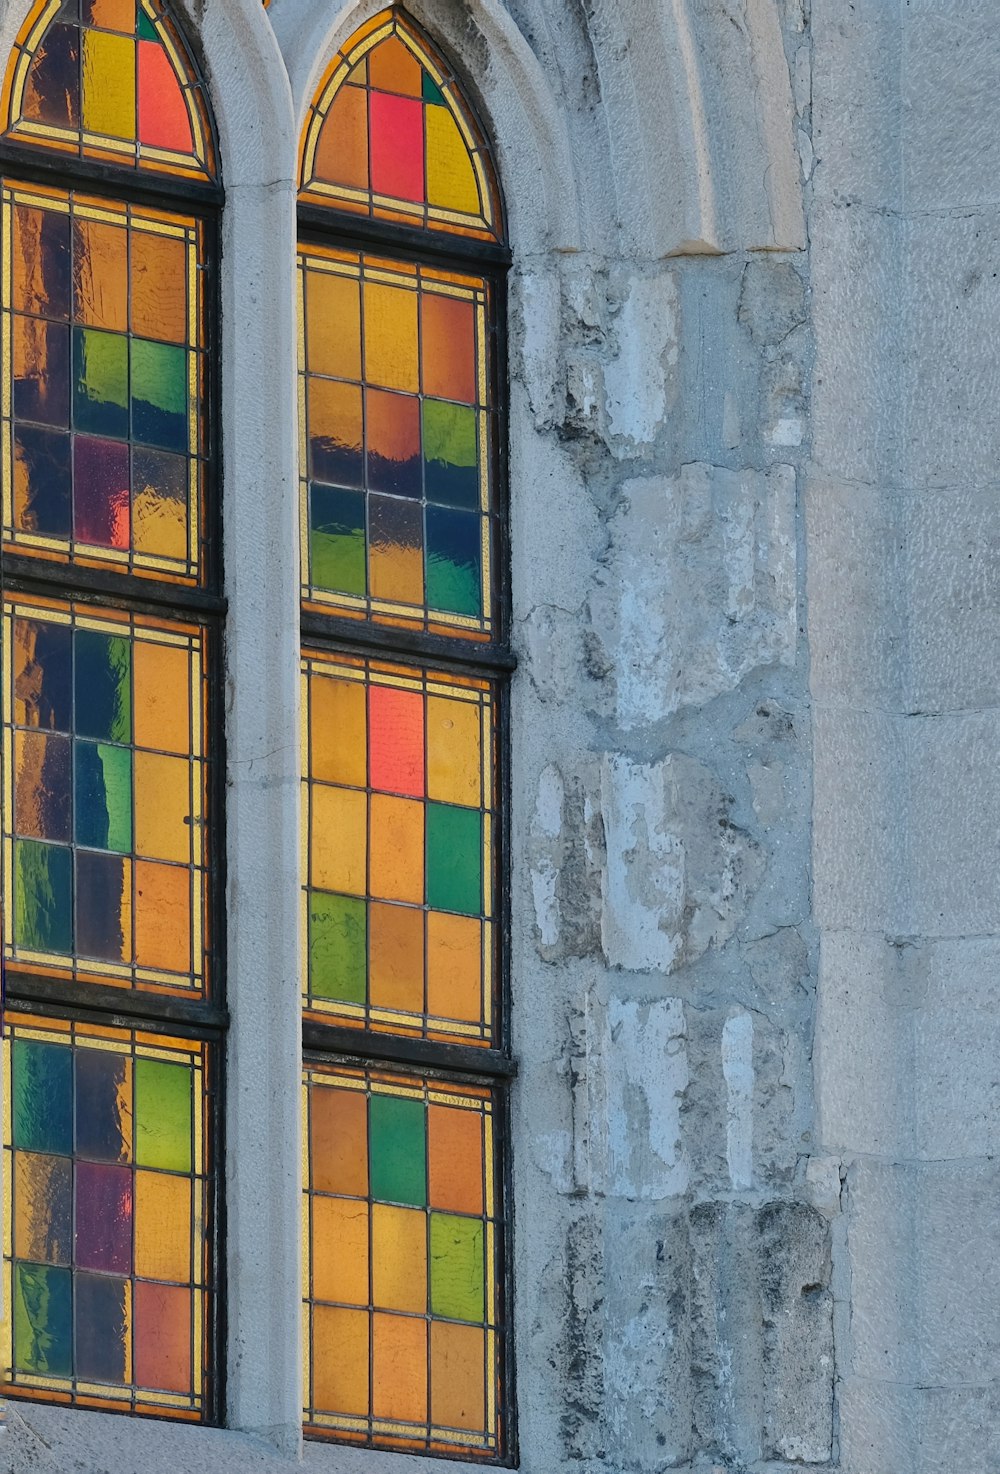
<box><xmin>300</xmin><ymin>7</ymin><xmax>503</xmax><ymax>244</ymax></box>
<box><xmin>1</xmin><ymin>0</ymin><xmax>217</xmax><ymax>184</ymax></box>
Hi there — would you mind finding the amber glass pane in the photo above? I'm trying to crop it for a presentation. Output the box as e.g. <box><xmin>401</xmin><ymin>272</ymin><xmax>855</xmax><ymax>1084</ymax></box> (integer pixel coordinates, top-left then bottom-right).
<box><xmin>2</xmin><ymin>182</ymin><xmax>206</xmax><ymax>583</ymax></box>
<box><xmin>300</xmin><ymin>8</ymin><xmax>500</xmax><ymax>241</ymax></box>
<box><xmin>2</xmin><ymin>1013</ymin><xmax>211</xmax><ymax>1417</ymax></box>
<box><xmin>301</xmin><ymin>649</ymin><xmax>495</xmax><ymax>1045</ymax></box>
<box><xmin>2</xmin><ymin>0</ymin><xmax>216</xmax><ymax>181</ymax></box>
<box><xmin>303</xmin><ymin>1064</ymin><xmax>502</xmax><ymax>1457</ymax></box>
<box><xmin>2</xmin><ymin>594</ymin><xmax>210</xmax><ymax>998</ymax></box>
<box><xmin>300</xmin><ymin>245</ymin><xmax>496</xmax><ymax>636</ymax></box>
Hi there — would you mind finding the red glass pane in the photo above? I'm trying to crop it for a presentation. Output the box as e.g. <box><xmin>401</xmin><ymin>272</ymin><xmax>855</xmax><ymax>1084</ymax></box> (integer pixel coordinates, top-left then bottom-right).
<box><xmin>137</xmin><ymin>39</ymin><xmax>193</xmax><ymax>152</ymax></box>
<box><xmin>369</xmin><ymin>684</ymin><xmax>424</xmax><ymax>798</ymax></box>
<box><xmin>369</xmin><ymin>93</ymin><xmax>424</xmax><ymax>203</ymax></box>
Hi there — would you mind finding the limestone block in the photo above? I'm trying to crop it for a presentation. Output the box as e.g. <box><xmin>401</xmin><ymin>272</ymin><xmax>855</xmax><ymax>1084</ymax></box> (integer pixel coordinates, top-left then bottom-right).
<box><xmin>598</xmin><ymin>753</ymin><xmax>765</xmax><ymax>974</ymax></box>
<box><xmin>902</xmin><ymin>8</ymin><xmax>1000</xmax><ymax>211</ymax></box>
<box><xmin>811</xmin><ymin>0</ymin><xmax>903</xmax><ymax>209</ymax></box>
<box><xmin>837</xmin><ymin>1377</ymin><xmax>918</xmax><ymax>1474</ymax></box>
<box><xmin>588</xmin><ymin>465</ymin><xmax>797</xmax><ymax>728</ymax></box>
<box><xmin>602</xmin><ymin>272</ymin><xmax>677</xmax><ymax>457</ymax></box>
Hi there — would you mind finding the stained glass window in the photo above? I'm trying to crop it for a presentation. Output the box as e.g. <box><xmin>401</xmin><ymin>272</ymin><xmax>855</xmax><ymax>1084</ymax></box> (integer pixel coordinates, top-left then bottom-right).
<box><xmin>299</xmin><ymin>246</ymin><xmax>497</xmax><ymax>633</ymax></box>
<box><xmin>299</xmin><ymin>8</ymin><xmax>512</xmax><ymax>1463</ymax></box>
<box><xmin>300</xmin><ymin>12</ymin><xmax>500</xmax><ymax>241</ymax></box>
<box><xmin>1</xmin><ymin>0</ymin><xmax>221</xmax><ymax>1423</ymax></box>
<box><xmin>303</xmin><ymin>1064</ymin><xmax>502</xmax><ymax>1454</ymax></box>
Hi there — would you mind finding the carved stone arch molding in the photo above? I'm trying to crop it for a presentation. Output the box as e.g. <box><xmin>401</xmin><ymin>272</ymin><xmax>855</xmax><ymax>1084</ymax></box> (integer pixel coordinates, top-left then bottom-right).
<box><xmin>269</xmin><ymin>0</ymin><xmax>804</xmax><ymax>257</ymax></box>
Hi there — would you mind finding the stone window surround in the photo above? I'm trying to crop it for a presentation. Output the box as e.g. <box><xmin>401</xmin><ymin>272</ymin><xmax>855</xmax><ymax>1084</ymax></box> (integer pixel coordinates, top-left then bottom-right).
<box><xmin>0</xmin><ymin>0</ymin><xmax>807</xmax><ymax>1467</ymax></box>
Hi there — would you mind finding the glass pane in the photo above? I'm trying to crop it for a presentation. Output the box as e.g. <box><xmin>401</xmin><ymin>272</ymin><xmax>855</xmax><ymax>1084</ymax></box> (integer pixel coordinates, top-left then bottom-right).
<box><xmin>302</xmin><ymin>649</ymin><xmax>495</xmax><ymax>1045</ymax></box>
<box><xmin>3</xmin><ymin>1012</ymin><xmax>212</xmax><ymax>1418</ymax></box>
<box><xmin>2</xmin><ymin>594</ymin><xmax>210</xmax><ymax>998</ymax></box>
<box><xmin>300</xmin><ymin>10</ymin><xmax>501</xmax><ymax>242</ymax></box>
<box><xmin>3</xmin><ymin>0</ymin><xmax>216</xmax><ymax>182</ymax></box>
<box><xmin>2</xmin><ymin>182</ymin><xmax>206</xmax><ymax>584</ymax></box>
<box><xmin>303</xmin><ymin>1063</ymin><xmax>502</xmax><ymax>1457</ymax></box>
<box><xmin>299</xmin><ymin>246</ymin><xmax>496</xmax><ymax>636</ymax></box>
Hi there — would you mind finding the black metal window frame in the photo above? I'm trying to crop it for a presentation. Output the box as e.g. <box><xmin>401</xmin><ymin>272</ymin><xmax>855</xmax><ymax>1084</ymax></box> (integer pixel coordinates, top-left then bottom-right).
<box><xmin>298</xmin><ymin>189</ymin><xmax>518</xmax><ymax>1464</ymax></box>
<box><xmin>0</xmin><ymin>134</ymin><xmax>228</xmax><ymax>1426</ymax></box>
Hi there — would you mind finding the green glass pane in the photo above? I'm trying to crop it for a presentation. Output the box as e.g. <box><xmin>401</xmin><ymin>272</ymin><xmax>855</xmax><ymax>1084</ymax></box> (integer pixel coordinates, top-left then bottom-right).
<box><xmin>369</xmin><ymin>1093</ymin><xmax>426</xmax><ymax>1207</ymax></box>
<box><xmin>310</xmin><ymin>485</ymin><xmax>366</xmax><ymax>594</ymax></box>
<box><xmin>13</xmin><ymin>1039</ymin><xmax>72</xmax><ymax>1154</ymax></box>
<box><xmin>422</xmin><ymin>71</ymin><xmax>445</xmax><ymax>106</ymax></box>
<box><xmin>426</xmin><ymin>804</ymin><xmax>482</xmax><ymax>916</ymax></box>
<box><xmin>137</xmin><ymin>8</ymin><xmax>158</xmax><ymax>40</ymax></box>
<box><xmin>74</xmin><ymin>741</ymin><xmax>132</xmax><ymax>853</ymax></box>
<box><xmin>14</xmin><ymin>1262</ymin><xmax>73</xmax><ymax>1376</ymax></box>
<box><xmin>430</xmin><ymin>1213</ymin><xmax>484</xmax><ymax>1323</ymax></box>
<box><xmin>310</xmin><ymin>891</ymin><xmax>366</xmax><ymax>1004</ymax></box>
<box><xmin>74</xmin><ymin>628</ymin><xmax>131</xmax><ymax>744</ymax></box>
<box><xmin>15</xmin><ymin>838</ymin><xmax>73</xmax><ymax>955</ymax></box>
<box><xmin>131</xmin><ymin>339</ymin><xmax>186</xmax><ymax>453</ymax></box>
<box><xmin>73</xmin><ymin>328</ymin><xmax>128</xmax><ymax>438</ymax></box>
<box><xmin>134</xmin><ymin>1058</ymin><xmax>192</xmax><ymax>1172</ymax></box>
<box><xmin>422</xmin><ymin>400</ymin><xmax>478</xmax><ymax>510</ymax></box>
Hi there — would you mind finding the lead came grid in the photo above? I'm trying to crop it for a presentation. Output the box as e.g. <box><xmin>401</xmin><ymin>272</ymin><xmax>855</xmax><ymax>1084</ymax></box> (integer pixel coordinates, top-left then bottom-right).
<box><xmin>303</xmin><ymin>1063</ymin><xmax>502</xmax><ymax>1456</ymax></box>
<box><xmin>301</xmin><ymin>649</ymin><xmax>496</xmax><ymax>1045</ymax></box>
<box><xmin>2</xmin><ymin>1012</ymin><xmax>211</xmax><ymax>1416</ymax></box>
<box><xmin>298</xmin><ymin>244</ymin><xmax>496</xmax><ymax>636</ymax></box>
<box><xmin>1</xmin><ymin>594</ymin><xmax>209</xmax><ymax>997</ymax></box>
<box><xmin>1</xmin><ymin>181</ymin><xmax>206</xmax><ymax>583</ymax></box>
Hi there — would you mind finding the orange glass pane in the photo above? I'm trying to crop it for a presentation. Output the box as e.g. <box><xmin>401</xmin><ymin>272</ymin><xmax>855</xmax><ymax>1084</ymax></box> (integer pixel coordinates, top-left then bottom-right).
<box><xmin>369</xmin><ymin>794</ymin><xmax>423</xmax><ymax>904</ymax></box>
<box><xmin>134</xmin><ymin>1170</ymin><xmax>191</xmax><ymax>1282</ymax></box>
<box><xmin>368</xmin><ymin>35</ymin><xmax>422</xmax><ymax>97</ymax></box>
<box><xmin>134</xmin><ymin>1282</ymin><xmax>191</xmax><ymax>1394</ymax></box>
<box><xmin>308</xmin><ymin>377</ymin><xmax>363</xmax><ymax>480</ymax></box>
<box><xmin>363</xmin><ymin>280</ymin><xmax>418</xmax><ymax>394</ymax></box>
<box><xmin>369</xmin><ymin>902</ymin><xmax>424</xmax><ymax>1016</ymax></box>
<box><xmin>134</xmin><ymin>860</ymin><xmax>191</xmax><ymax>975</ymax></box>
<box><xmin>305</xmin><ymin>269</ymin><xmax>361</xmax><ymax>382</ymax></box>
<box><xmin>426</xmin><ymin>912</ymin><xmax>482</xmax><ymax>1024</ymax></box>
<box><xmin>133</xmin><ymin>640</ymin><xmax>190</xmax><ymax>755</ymax></box>
<box><xmin>431</xmin><ymin>1322</ymin><xmax>486</xmax><ymax>1434</ymax></box>
<box><xmin>369</xmin><ymin>497</ymin><xmax>423</xmax><ymax>606</ymax></box>
<box><xmin>372</xmin><ymin>1312</ymin><xmax>427</xmax><ymax>1424</ymax></box>
<box><xmin>312</xmin><ymin>1196</ymin><xmax>369</xmax><ymax>1306</ymax></box>
<box><xmin>73</xmin><ymin>217</ymin><xmax>128</xmax><ymax>332</ymax></box>
<box><xmin>86</xmin><ymin>0</ymin><xmax>134</xmax><ymax>29</ymax></box>
<box><xmin>131</xmin><ymin>231</ymin><xmax>187</xmax><ymax>345</ymax></box>
<box><xmin>313</xmin><ymin>84</ymin><xmax>368</xmax><ymax>191</ymax></box>
<box><xmin>313</xmin><ymin>1306</ymin><xmax>369</xmax><ymax>1416</ymax></box>
<box><xmin>372</xmin><ymin>1204</ymin><xmax>426</xmax><ymax>1312</ymax></box>
<box><xmin>309</xmin><ymin>674</ymin><xmax>366</xmax><ymax>788</ymax></box>
<box><xmin>13</xmin><ymin>204</ymin><xmax>70</xmax><ymax>320</ymax></box>
<box><xmin>310</xmin><ymin>785</ymin><xmax>366</xmax><ymax>895</ymax></box>
<box><xmin>428</xmin><ymin>1104</ymin><xmax>484</xmax><ymax>1216</ymax></box>
<box><xmin>311</xmin><ymin>1085</ymin><xmax>368</xmax><ymax>1197</ymax></box>
<box><xmin>421</xmin><ymin>293</ymin><xmax>476</xmax><ymax>404</ymax></box>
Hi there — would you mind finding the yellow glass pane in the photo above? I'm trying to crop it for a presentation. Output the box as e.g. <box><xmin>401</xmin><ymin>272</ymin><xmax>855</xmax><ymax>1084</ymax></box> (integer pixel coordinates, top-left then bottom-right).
<box><xmin>427</xmin><ymin>913</ymin><xmax>482</xmax><ymax>1024</ymax></box>
<box><xmin>370</xmin><ymin>902</ymin><xmax>424</xmax><ymax>1016</ymax></box>
<box><xmin>313</xmin><ymin>1306</ymin><xmax>369</xmax><ymax>1416</ymax></box>
<box><xmin>134</xmin><ymin>750</ymin><xmax>191</xmax><ymax>863</ymax></box>
<box><xmin>426</xmin><ymin>105</ymin><xmax>480</xmax><ymax>216</ymax></box>
<box><xmin>131</xmin><ymin>231</ymin><xmax>187</xmax><ymax>345</ymax></box>
<box><xmin>82</xmin><ymin>30</ymin><xmax>136</xmax><ymax>140</ymax></box>
<box><xmin>312</xmin><ymin>1196</ymin><xmax>369</xmax><ymax>1306</ymax></box>
<box><xmin>372</xmin><ymin>1312</ymin><xmax>427</xmax><ymax>1425</ymax></box>
<box><xmin>135</xmin><ymin>1170</ymin><xmax>192</xmax><ymax>1282</ymax></box>
<box><xmin>363</xmin><ymin>281</ymin><xmax>418</xmax><ymax>394</ymax></box>
<box><xmin>427</xmin><ymin>696</ymin><xmax>481</xmax><ymax>807</ymax></box>
<box><xmin>74</xmin><ymin>217</ymin><xmax>128</xmax><ymax>332</ymax></box>
<box><xmin>306</xmin><ymin>270</ymin><xmax>361</xmax><ymax>382</ymax></box>
<box><xmin>369</xmin><ymin>507</ymin><xmax>424</xmax><ymax>606</ymax></box>
<box><xmin>14</xmin><ymin>1153</ymin><xmax>72</xmax><ymax>1265</ymax></box>
<box><xmin>133</xmin><ymin>479</ymin><xmax>188</xmax><ymax>562</ymax></box>
<box><xmin>369</xmin><ymin>793</ymin><xmax>423</xmax><ymax>904</ymax></box>
<box><xmin>134</xmin><ymin>641</ymin><xmax>190</xmax><ymax>756</ymax></box>
<box><xmin>372</xmin><ymin>1203</ymin><xmax>426</xmax><ymax>1313</ymax></box>
<box><xmin>311</xmin><ymin>785</ymin><xmax>367</xmax><ymax>895</ymax></box>
<box><xmin>310</xmin><ymin>674</ymin><xmax>366</xmax><ymax>787</ymax></box>
<box><xmin>134</xmin><ymin>860</ymin><xmax>191</xmax><ymax>975</ymax></box>
<box><xmin>308</xmin><ymin>377</ymin><xmax>363</xmax><ymax>459</ymax></box>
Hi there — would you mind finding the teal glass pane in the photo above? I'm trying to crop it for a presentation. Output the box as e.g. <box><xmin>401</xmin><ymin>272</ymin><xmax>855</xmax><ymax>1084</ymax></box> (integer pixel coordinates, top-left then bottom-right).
<box><xmin>310</xmin><ymin>484</ymin><xmax>366</xmax><ymax>594</ymax></box>
<box><xmin>13</xmin><ymin>1038</ymin><xmax>73</xmax><ymax>1154</ymax></box>
<box><xmin>426</xmin><ymin>803</ymin><xmax>482</xmax><ymax>916</ymax></box>
<box><xmin>131</xmin><ymin>338</ymin><xmax>186</xmax><ymax>453</ymax></box>
<box><xmin>73</xmin><ymin>327</ymin><xmax>128</xmax><ymax>439</ymax></box>
<box><xmin>74</xmin><ymin>628</ymin><xmax>131</xmax><ymax>743</ymax></box>
<box><xmin>134</xmin><ymin>1058</ymin><xmax>192</xmax><ymax>1172</ymax></box>
<box><xmin>74</xmin><ymin>740</ymin><xmax>132</xmax><ymax>853</ymax></box>
<box><xmin>422</xmin><ymin>71</ymin><xmax>445</xmax><ymax>105</ymax></box>
<box><xmin>425</xmin><ymin>507</ymin><xmax>481</xmax><ymax>617</ymax></box>
<box><xmin>14</xmin><ymin>838</ymin><xmax>73</xmax><ymax>955</ymax></box>
<box><xmin>429</xmin><ymin>1212</ymin><xmax>484</xmax><ymax>1322</ymax></box>
<box><xmin>136</xmin><ymin>8</ymin><xmax>157</xmax><ymax>40</ymax></box>
<box><xmin>14</xmin><ymin>1262</ymin><xmax>73</xmax><ymax>1376</ymax></box>
<box><xmin>369</xmin><ymin>1093</ymin><xmax>426</xmax><ymax>1207</ymax></box>
<box><xmin>422</xmin><ymin>400</ymin><xmax>478</xmax><ymax>510</ymax></box>
<box><xmin>310</xmin><ymin>891</ymin><xmax>366</xmax><ymax>1003</ymax></box>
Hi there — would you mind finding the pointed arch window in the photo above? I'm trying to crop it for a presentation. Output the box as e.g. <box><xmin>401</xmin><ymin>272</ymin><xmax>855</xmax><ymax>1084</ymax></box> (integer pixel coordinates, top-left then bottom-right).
<box><xmin>298</xmin><ymin>9</ymin><xmax>514</xmax><ymax>1461</ymax></box>
<box><xmin>0</xmin><ymin>0</ymin><xmax>222</xmax><ymax>1423</ymax></box>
